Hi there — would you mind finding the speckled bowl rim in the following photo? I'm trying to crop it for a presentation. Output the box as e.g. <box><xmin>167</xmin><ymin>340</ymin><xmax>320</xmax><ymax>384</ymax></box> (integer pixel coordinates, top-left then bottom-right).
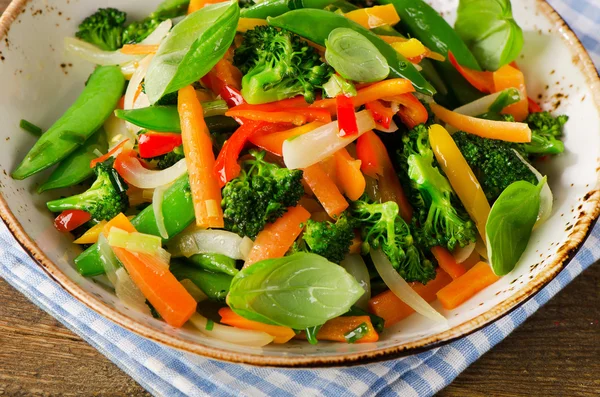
<box><xmin>0</xmin><ymin>0</ymin><xmax>598</xmax><ymax>367</ymax></box>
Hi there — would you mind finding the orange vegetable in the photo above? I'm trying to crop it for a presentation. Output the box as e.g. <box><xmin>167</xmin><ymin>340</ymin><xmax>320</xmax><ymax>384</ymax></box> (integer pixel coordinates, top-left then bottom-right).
<box><xmin>237</xmin><ymin>18</ymin><xmax>268</xmax><ymax>33</ymax></box>
<box><xmin>430</xmin><ymin>103</ymin><xmax>531</xmax><ymax>143</ymax></box>
<box><xmin>178</xmin><ymin>86</ymin><xmax>224</xmax><ymax>228</ymax></box>
<box><xmin>436</xmin><ymin>261</ymin><xmax>501</xmax><ymax>310</ymax></box>
<box><xmin>388</xmin><ymin>93</ymin><xmax>429</xmax><ymax>129</ymax></box>
<box><xmin>302</xmin><ymin>164</ymin><xmax>349</xmax><ymax>218</ymax></box>
<box><xmin>368</xmin><ymin>268</ymin><xmax>452</xmax><ymax>327</ymax></box>
<box><xmin>493</xmin><ymin>64</ymin><xmax>529</xmax><ymax>122</ymax></box>
<box><xmin>218</xmin><ymin>308</ymin><xmax>295</xmax><ymax>344</ymax></box>
<box><xmin>349</xmin><ymin>233</ymin><xmax>362</xmax><ymax>254</ymax></box>
<box><xmin>226</xmin><ymin>110</ymin><xmax>306</xmax><ymax>126</ymax></box>
<box><xmin>249</xmin><ymin>121</ymin><xmax>324</xmax><ymax>156</ymax></box>
<box><xmin>188</xmin><ymin>0</ymin><xmax>224</xmax><ymax>13</ymax></box>
<box><xmin>298</xmin><ymin>196</ymin><xmax>324</xmax><ymax>213</ymax></box>
<box><xmin>334</xmin><ymin>149</ymin><xmax>366</xmax><ymax>201</ymax></box>
<box><xmin>120</xmin><ymin>44</ymin><xmax>159</xmax><ymax>55</ymax></box>
<box><xmin>344</xmin><ymin>4</ymin><xmax>400</xmax><ymax>29</ymax></box>
<box><xmin>315</xmin><ymin>316</ymin><xmax>379</xmax><ymax>343</ymax></box>
<box><xmin>212</xmin><ymin>58</ymin><xmax>243</xmax><ymax>90</ymax></box>
<box><xmin>89</xmin><ymin>139</ymin><xmax>129</xmax><ymax>168</ymax></box>
<box><xmin>461</xmin><ymin>249</ymin><xmax>481</xmax><ymax>270</ymax></box>
<box><xmin>431</xmin><ymin>246</ymin><xmax>466</xmax><ymax>279</ymax></box>
<box><xmin>103</xmin><ymin>213</ymin><xmax>136</xmax><ymax>236</ymax></box>
<box><xmin>244</xmin><ymin>205</ymin><xmax>311</xmax><ymax>267</ymax></box>
<box><xmin>448</xmin><ymin>51</ymin><xmax>495</xmax><ymax>93</ymax></box>
<box><xmin>73</xmin><ymin>221</ymin><xmax>107</xmax><ymax>244</ymax></box>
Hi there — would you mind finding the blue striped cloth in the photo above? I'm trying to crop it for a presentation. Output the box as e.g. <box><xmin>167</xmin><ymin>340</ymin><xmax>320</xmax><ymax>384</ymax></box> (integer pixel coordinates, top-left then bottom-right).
<box><xmin>1</xmin><ymin>0</ymin><xmax>599</xmax><ymax>395</ymax></box>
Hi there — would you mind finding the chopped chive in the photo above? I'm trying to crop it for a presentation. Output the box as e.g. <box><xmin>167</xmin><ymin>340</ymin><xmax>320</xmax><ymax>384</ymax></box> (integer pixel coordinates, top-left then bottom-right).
<box><xmin>344</xmin><ymin>322</ymin><xmax>368</xmax><ymax>343</ymax></box>
<box><xmin>205</xmin><ymin>319</ymin><xmax>215</xmax><ymax>331</ymax></box>
<box><xmin>344</xmin><ymin>306</ymin><xmax>384</xmax><ymax>334</ymax></box>
<box><xmin>19</xmin><ymin>119</ymin><xmax>43</xmax><ymax>137</ymax></box>
<box><xmin>305</xmin><ymin>325</ymin><xmax>322</xmax><ymax>345</ymax></box>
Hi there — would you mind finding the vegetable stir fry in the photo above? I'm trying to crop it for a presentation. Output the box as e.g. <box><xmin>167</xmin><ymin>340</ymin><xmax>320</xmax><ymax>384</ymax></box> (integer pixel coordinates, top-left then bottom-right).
<box><xmin>13</xmin><ymin>0</ymin><xmax>569</xmax><ymax>345</ymax></box>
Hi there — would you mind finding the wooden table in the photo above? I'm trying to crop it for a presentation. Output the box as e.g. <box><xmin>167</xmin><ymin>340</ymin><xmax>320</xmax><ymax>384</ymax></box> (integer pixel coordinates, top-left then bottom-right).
<box><xmin>1</xmin><ymin>1</ymin><xmax>599</xmax><ymax>395</ymax></box>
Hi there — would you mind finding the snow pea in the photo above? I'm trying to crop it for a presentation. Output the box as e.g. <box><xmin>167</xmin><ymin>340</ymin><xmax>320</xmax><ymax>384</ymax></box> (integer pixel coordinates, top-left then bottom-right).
<box><xmin>115</xmin><ymin>108</ymin><xmax>239</xmax><ymax>134</ymax></box>
<box><xmin>152</xmin><ymin>0</ymin><xmax>190</xmax><ymax>19</ymax></box>
<box><xmin>268</xmin><ymin>9</ymin><xmax>435</xmax><ymax>95</ymax></box>
<box><xmin>12</xmin><ymin>66</ymin><xmax>125</xmax><ymax>180</ymax></box>
<box><xmin>37</xmin><ymin>129</ymin><xmax>108</xmax><ymax>193</ymax></box>
<box><xmin>170</xmin><ymin>260</ymin><xmax>232</xmax><ymax>301</ymax></box>
<box><xmin>184</xmin><ymin>253</ymin><xmax>239</xmax><ymax>276</ymax></box>
<box><xmin>240</xmin><ymin>0</ymin><xmax>337</xmax><ymax>19</ymax></box>
<box><xmin>378</xmin><ymin>0</ymin><xmax>482</xmax><ymax>105</ymax></box>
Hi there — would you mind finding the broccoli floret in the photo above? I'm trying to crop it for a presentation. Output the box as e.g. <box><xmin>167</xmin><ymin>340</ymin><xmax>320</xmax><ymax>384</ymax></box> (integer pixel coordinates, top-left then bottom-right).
<box><xmin>222</xmin><ymin>150</ymin><xmax>304</xmax><ymax>237</ymax></box>
<box><xmin>520</xmin><ymin>111</ymin><xmax>568</xmax><ymax>156</ymax></box>
<box><xmin>351</xmin><ymin>197</ymin><xmax>436</xmax><ymax>284</ymax></box>
<box><xmin>122</xmin><ymin>17</ymin><xmax>163</xmax><ymax>44</ymax></box>
<box><xmin>398</xmin><ymin>125</ymin><xmax>476</xmax><ymax>251</ymax></box>
<box><xmin>46</xmin><ymin>159</ymin><xmax>129</xmax><ymax>222</ymax></box>
<box><xmin>234</xmin><ymin>26</ymin><xmax>333</xmax><ymax>104</ymax></box>
<box><xmin>76</xmin><ymin>8</ymin><xmax>126</xmax><ymax>51</ymax></box>
<box><xmin>300</xmin><ymin>212</ymin><xmax>355</xmax><ymax>263</ymax></box>
<box><xmin>453</xmin><ymin>132</ymin><xmax>537</xmax><ymax>202</ymax></box>
<box><xmin>152</xmin><ymin>147</ymin><xmax>185</xmax><ymax>170</ymax></box>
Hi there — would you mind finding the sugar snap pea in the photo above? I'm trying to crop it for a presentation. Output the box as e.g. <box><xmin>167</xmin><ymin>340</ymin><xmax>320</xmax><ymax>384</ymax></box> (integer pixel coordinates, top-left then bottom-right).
<box><xmin>240</xmin><ymin>0</ymin><xmax>337</xmax><ymax>19</ymax></box>
<box><xmin>12</xmin><ymin>66</ymin><xmax>125</xmax><ymax>180</ymax></box>
<box><xmin>170</xmin><ymin>260</ymin><xmax>233</xmax><ymax>301</ymax></box>
<box><xmin>184</xmin><ymin>253</ymin><xmax>239</xmax><ymax>276</ymax></box>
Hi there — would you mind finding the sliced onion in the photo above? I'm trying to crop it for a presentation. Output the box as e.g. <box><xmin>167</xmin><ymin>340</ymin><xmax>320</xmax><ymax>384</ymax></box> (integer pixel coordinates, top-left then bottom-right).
<box><xmin>117</xmin><ymin>156</ymin><xmax>187</xmax><ymax>189</ymax></box>
<box><xmin>452</xmin><ymin>242</ymin><xmax>476</xmax><ymax>264</ymax></box>
<box><xmin>188</xmin><ymin>313</ymin><xmax>274</xmax><ymax>347</ymax></box>
<box><xmin>104</xmin><ymin>113</ymin><xmax>136</xmax><ymax>150</ymax></box>
<box><xmin>115</xmin><ymin>267</ymin><xmax>151</xmax><ymax>315</ymax></box>
<box><xmin>155</xmin><ymin>247</ymin><xmax>171</xmax><ymax>269</ymax></box>
<box><xmin>153</xmin><ymin>183</ymin><xmax>171</xmax><ymax>239</ymax></box>
<box><xmin>283</xmin><ymin>110</ymin><xmax>376</xmax><ymax>169</ymax></box>
<box><xmin>64</xmin><ymin>37</ymin><xmax>140</xmax><ymax>66</ymax></box>
<box><xmin>239</xmin><ymin>236</ymin><xmax>254</xmax><ymax>260</ymax></box>
<box><xmin>140</xmin><ymin>19</ymin><xmax>172</xmax><ymax>45</ymax></box>
<box><xmin>180</xmin><ymin>279</ymin><xmax>208</xmax><ymax>302</ymax></box>
<box><xmin>371</xmin><ymin>249</ymin><xmax>447</xmax><ymax>323</ymax></box>
<box><xmin>341</xmin><ymin>254</ymin><xmax>370</xmax><ymax>310</ymax></box>
<box><xmin>124</xmin><ymin>54</ymin><xmax>154</xmax><ymax>134</ymax></box>
<box><xmin>513</xmin><ymin>150</ymin><xmax>553</xmax><ymax>226</ymax></box>
<box><xmin>98</xmin><ymin>234</ymin><xmax>120</xmax><ymax>286</ymax></box>
<box><xmin>168</xmin><ymin>227</ymin><xmax>249</xmax><ymax>260</ymax></box>
<box><xmin>475</xmin><ymin>237</ymin><xmax>488</xmax><ymax>260</ymax></box>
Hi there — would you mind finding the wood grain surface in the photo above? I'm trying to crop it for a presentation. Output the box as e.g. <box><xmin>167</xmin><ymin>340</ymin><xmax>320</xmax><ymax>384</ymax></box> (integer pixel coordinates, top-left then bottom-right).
<box><xmin>0</xmin><ymin>1</ymin><xmax>599</xmax><ymax>396</ymax></box>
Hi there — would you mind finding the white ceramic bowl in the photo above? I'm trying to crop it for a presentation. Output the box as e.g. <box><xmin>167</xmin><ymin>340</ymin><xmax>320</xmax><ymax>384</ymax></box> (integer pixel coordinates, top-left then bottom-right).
<box><xmin>0</xmin><ymin>0</ymin><xmax>598</xmax><ymax>366</ymax></box>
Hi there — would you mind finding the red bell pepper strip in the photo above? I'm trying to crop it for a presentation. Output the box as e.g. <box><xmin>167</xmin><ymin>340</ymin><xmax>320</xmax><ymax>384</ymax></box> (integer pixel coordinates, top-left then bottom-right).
<box><xmin>336</xmin><ymin>95</ymin><xmax>358</xmax><ymax>137</ymax></box>
<box><xmin>201</xmin><ymin>59</ymin><xmax>245</xmax><ymax>108</ymax></box>
<box><xmin>389</xmin><ymin>93</ymin><xmax>429</xmax><ymax>129</ymax></box>
<box><xmin>54</xmin><ymin>210</ymin><xmax>92</xmax><ymax>232</ymax></box>
<box><xmin>365</xmin><ymin>100</ymin><xmax>394</xmax><ymax>129</ymax></box>
<box><xmin>527</xmin><ymin>97</ymin><xmax>542</xmax><ymax>113</ymax></box>
<box><xmin>448</xmin><ymin>51</ymin><xmax>495</xmax><ymax>94</ymax></box>
<box><xmin>138</xmin><ymin>132</ymin><xmax>183</xmax><ymax>158</ymax></box>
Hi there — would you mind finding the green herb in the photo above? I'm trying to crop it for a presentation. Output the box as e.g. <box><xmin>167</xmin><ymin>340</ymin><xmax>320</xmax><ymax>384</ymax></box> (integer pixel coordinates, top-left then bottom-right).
<box><xmin>485</xmin><ymin>177</ymin><xmax>545</xmax><ymax>276</ymax></box>
<box><xmin>205</xmin><ymin>319</ymin><xmax>215</xmax><ymax>331</ymax></box>
<box><xmin>344</xmin><ymin>322</ymin><xmax>368</xmax><ymax>343</ymax></box>
<box><xmin>322</xmin><ymin>74</ymin><xmax>356</xmax><ymax>98</ymax></box>
<box><xmin>147</xmin><ymin>300</ymin><xmax>162</xmax><ymax>319</ymax></box>
<box><xmin>344</xmin><ymin>305</ymin><xmax>384</xmax><ymax>333</ymax></box>
<box><xmin>305</xmin><ymin>325</ymin><xmax>322</xmax><ymax>345</ymax></box>
<box><xmin>19</xmin><ymin>119</ymin><xmax>43</xmax><ymax>137</ymax></box>
<box><xmin>325</xmin><ymin>28</ymin><xmax>389</xmax><ymax>83</ymax></box>
<box><xmin>454</xmin><ymin>0</ymin><xmax>524</xmax><ymax>71</ymax></box>
<box><xmin>145</xmin><ymin>1</ymin><xmax>240</xmax><ymax>104</ymax></box>
<box><xmin>227</xmin><ymin>253</ymin><xmax>365</xmax><ymax>329</ymax></box>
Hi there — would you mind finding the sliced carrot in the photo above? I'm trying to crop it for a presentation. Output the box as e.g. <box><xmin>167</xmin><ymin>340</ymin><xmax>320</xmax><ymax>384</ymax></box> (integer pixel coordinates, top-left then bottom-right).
<box><xmin>218</xmin><ymin>308</ymin><xmax>295</xmax><ymax>344</ymax></box>
<box><xmin>344</xmin><ymin>4</ymin><xmax>400</xmax><ymax>29</ymax></box>
<box><xmin>178</xmin><ymin>86</ymin><xmax>224</xmax><ymax>228</ymax></box>
<box><xmin>250</xmin><ymin>122</ymin><xmax>325</xmax><ymax>156</ymax></box>
<box><xmin>319</xmin><ymin>155</ymin><xmax>338</xmax><ymax>185</ymax></box>
<box><xmin>368</xmin><ymin>268</ymin><xmax>452</xmax><ymax>327</ymax></box>
<box><xmin>302</xmin><ymin>164</ymin><xmax>349</xmax><ymax>218</ymax></box>
<box><xmin>244</xmin><ymin>205</ymin><xmax>311</xmax><ymax>267</ymax></box>
<box><xmin>448</xmin><ymin>51</ymin><xmax>495</xmax><ymax>93</ymax></box>
<box><xmin>89</xmin><ymin>139</ymin><xmax>129</xmax><ymax>168</ymax></box>
<box><xmin>493</xmin><ymin>64</ymin><xmax>529</xmax><ymax>122</ymax></box>
<box><xmin>430</xmin><ymin>103</ymin><xmax>532</xmax><ymax>143</ymax></box>
<box><xmin>436</xmin><ymin>261</ymin><xmax>501</xmax><ymax>310</ymax></box>
<box><xmin>334</xmin><ymin>148</ymin><xmax>366</xmax><ymax>201</ymax></box>
<box><xmin>74</xmin><ymin>221</ymin><xmax>107</xmax><ymax>244</ymax></box>
<box><xmin>315</xmin><ymin>316</ymin><xmax>379</xmax><ymax>343</ymax></box>
<box><xmin>431</xmin><ymin>246</ymin><xmax>467</xmax><ymax>279</ymax></box>
<box><xmin>188</xmin><ymin>0</ymin><xmax>224</xmax><ymax>13</ymax></box>
<box><xmin>120</xmin><ymin>44</ymin><xmax>159</xmax><ymax>55</ymax></box>
<box><xmin>226</xmin><ymin>110</ymin><xmax>307</xmax><ymax>126</ymax></box>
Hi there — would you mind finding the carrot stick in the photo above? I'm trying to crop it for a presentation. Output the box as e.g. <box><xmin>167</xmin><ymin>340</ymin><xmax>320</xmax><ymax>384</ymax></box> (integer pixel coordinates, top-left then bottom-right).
<box><xmin>493</xmin><ymin>64</ymin><xmax>529</xmax><ymax>122</ymax></box>
<box><xmin>430</xmin><ymin>103</ymin><xmax>532</xmax><ymax>143</ymax></box>
<box><xmin>315</xmin><ymin>316</ymin><xmax>379</xmax><ymax>343</ymax></box>
<box><xmin>120</xmin><ymin>44</ymin><xmax>160</xmax><ymax>55</ymax></box>
<box><xmin>431</xmin><ymin>246</ymin><xmax>467</xmax><ymax>279</ymax></box>
<box><xmin>334</xmin><ymin>148</ymin><xmax>366</xmax><ymax>201</ymax></box>
<box><xmin>368</xmin><ymin>268</ymin><xmax>452</xmax><ymax>327</ymax></box>
<box><xmin>218</xmin><ymin>308</ymin><xmax>295</xmax><ymax>343</ymax></box>
<box><xmin>244</xmin><ymin>205</ymin><xmax>311</xmax><ymax>267</ymax></box>
<box><xmin>249</xmin><ymin>122</ymin><xmax>324</xmax><ymax>156</ymax></box>
<box><xmin>226</xmin><ymin>110</ymin><xmax>307</xmax><ymax>126</ymax></box>
<box><xmin>302</xmin><ymin>164</ymin><xmax>349</xmax><ymax>218</ymax></box>
<box><xmin>178</xmin><ymin>85</ymin><xmax>224</xmax><ymax>228</ymax></box>
<box><xmin>436</xmin><ymin>261</ymin><xmax>501</xmax><ymax>310</ymax></box>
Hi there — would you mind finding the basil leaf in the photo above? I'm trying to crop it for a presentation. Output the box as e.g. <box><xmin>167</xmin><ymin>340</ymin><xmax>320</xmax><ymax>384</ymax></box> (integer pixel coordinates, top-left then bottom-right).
<box><xmin>344</xmin><ymin>322</ymin><xmax>368</xmax><ymax>343</ymax></box>
<box><xmin>325</xmin><ymin>28</ymin><xmax>389</xmax><ymax>83</ymax></box>
<box><xmin>454</xmin><ymin>0</ymin><xmax>524</xmax><ymax>71</ymax></box>
<box><xmin>485</xmin><ymin>177</ymin><xmax>545</xmax><ymax>276</ymax></box>
<box><xmin>228</xmin><ymin>253</ymin><xmax>365</xmax><ymax>329</ymax></box>
<box><xmin>145</xmin><ymin>1</ymin><xmax>240</xmax><ymax>104</ymax></box>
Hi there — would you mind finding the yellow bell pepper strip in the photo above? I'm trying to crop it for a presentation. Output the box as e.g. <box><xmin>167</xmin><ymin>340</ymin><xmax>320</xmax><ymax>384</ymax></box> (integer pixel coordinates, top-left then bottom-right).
<box><xmin>218</xmin><ymin>308</ymin><xmax>295</xmax><ymax>344</ymax></box>
<box><xmin>391</xmin><ymin>39</ymin><xmax>426</xmax><ymax>61</ymax></box>
<box><xmin>178</xmin><ymin>85</ymin><xmax>224</xmax><ymax>228</ymax></box>
<box><xmin>73</xmin><ymin>221</ymin><xmax>107</xmax><ymax>244</ymax></box>
<box><xmin>237</xmin><ymin>18</ymin><xmax>267</xmax><ymax>33</ymax></box>
<box><xmin>493</xmin><ymin>64</ymin><xmax>529</xmax><ymax>122</ymax></box>
<box><xmin>436</xmin><ymin>261</ymin><xmax>501</xmax><ymax>310</ymax></box>
<box><xmin>249</xmin><ymin>121</ymin><xmax>324</xmax><ymax>156</ymax></box>
<box><xmin>428</xmin><ymin>124</ymin><xmax>490</xmax><ymax>240</ymax></box>
<box><xmin>302</xmin><ymin>164</ymin><xmax>349</xmax><ymax>218</ymax></box>
<box><xmin>188</xmin><ymin>0</ymin><xmax>225</xmax><ymax>13</ymax></box>
<box><xmin>334</xmin><ymin>148</ymin><xmax>366</xmax><ymax>201</ymax></box>
<box><xmin>344</xmin><ymin>4</ymin><xmax>400</xmax><ymax>29</ymax></box>
<box><xmin>227</xmin><ymin>109</ymin><xmax>307</xmax><ymax>126</ymax></box>
<box><xmin>120</xmin><ymin>44</ymin><xmax>160</xmax><ymax>55</ymax></box>
<box><xmin>430</xmin><ymin>103</ymin><xmax>532</xmax><ymax>143</ymax></box>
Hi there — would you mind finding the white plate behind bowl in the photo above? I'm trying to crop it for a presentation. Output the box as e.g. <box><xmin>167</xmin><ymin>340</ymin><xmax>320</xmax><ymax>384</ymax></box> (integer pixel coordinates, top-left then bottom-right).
<box><xmin>0</xmin><ymin>0</ymin><xmax>598</xmax><ymax>366</ymax></box>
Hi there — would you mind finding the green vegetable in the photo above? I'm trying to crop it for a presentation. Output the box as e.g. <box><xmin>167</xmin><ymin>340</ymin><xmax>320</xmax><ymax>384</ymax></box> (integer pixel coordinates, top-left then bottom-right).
<box><xmin>351</xmin><ymin>196</ymin><xmax>436</xmax><ymax>284</ymax></box>
<box><xmin>222</xmin><ymin>150</ymin><xmax>304</xmax><ymax>238</ymax></box>
<box><xmin>397</xmin><ymin>124</ymin><xmax>476</xmax><ymax>251</ymax></box>
<box><xmin>122</xmin><ymin>18</ymin><xmax>164</xmax><ymax>45</ymax></box>
<box><xmin>325</xmin><ymin>28</ymin><xmax>389</xmax><ymax>83</ymax></box>
<box><xmin>322</xmin><ymin>74</ymin><xmax>356</xmax><ymax>98</ymax></box>
<box><xmin>227</xmin><ymin>253</ymin><xmax>364</xmax><ymax>329</ymax></box>
<box><xmin>240</xmin><ymin>0</ymin><xmax>337</xmax><ymax>19</ymax></box>
<box><xmin>294</xmin><ymin>212</ymin><xmax>355</xmax><ymax>263</ymax></box>
<box><xmin>145</xmin><ymin>1</ymin><xmax>239</xmax><ymax>104</ymax></box>
<box><xmin>38</xmin><ymin>129</ymin><xmax>108</xmax><ymax>193</ymax></box>
<box><xmin>75</xmin><ymin>8</ymin><xmax>126</xmax><ymax>51</ymax></box>
<box><xmin>115</xmin><ymin>106</ymin><xmax>181</xmax><ymax>132</ymax></box>
<box><xmin>170</xmin><ymin>260</ymin><xmax>232</xmax><ymax>300</ymax></box>
<box><xmin>452</xmin><ymin>131</ymin><xmax>538</xmax><ymax>202</ymax></box>
<box><xmin>520</xmin><ymin>111</ymin><xmax>568</xmax><ymax>156</ymax></box>
<box><xmin>486</xmin><ymin>177</ymin><xmax>544</xmax><ymax>275</ymax></box>
<box><xmin>268</xmin><ymin>9</ymin><xmax>435</xmax><ymax>95</ymax></box>
<box><xmin>201</xmin><ymin>99</ymin><xmax>229</xmax><ymax>117</ymax></box>
<box><xmin>19</xmin><ymin>119</ymin><xmax>43</xmax><ymax>136</ymax></box>
<box><xmin>153</xmin><ymin>147</ymin><xmax>186</xmax><ymax>170</ymax></box>
<box><xmin>344</xmin><ymin>305</ymin><xmax>384</xmax><ymax>333</ymax></box>
<box><xmin>344</xmin><ymin>322</ymin><xmax>368</xmax><ymax>343</ymax></box>
<box><xmin>488</xmin><ymin>88</ymin><xmax>521</xmax><ymax>113</ymax></box>
<box><xmin>305</xmin><ymin>325</ymin><xmax>322</xmax><ymax>344</ymax></box>
<box><xmin>234</xmin><ymin>25</ymin><xmax>333</xmax><ymax>104</ymax></box>
<box><xmin>12</xmin><ymin>66</ymin><xmax>125</xmax><ymax>180</ymax></box>
<box><xmin>184</xmin><ymin>253</ymin><xmax>239</xmax><ymax>276</ymax></box>
<box><xmin>205</xmin><ymin>319</ymin><xmax>215</xmax><ymax>331</ymax></box>
<box><xmin>455</xmin><ymin>0</ymin><xmax>523</xmax><ymax>71</ymax></box>
<box><xmin>152</xmin><ymin>0</ymin><xmax>191</xmax><ymax>19</ymax></box>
